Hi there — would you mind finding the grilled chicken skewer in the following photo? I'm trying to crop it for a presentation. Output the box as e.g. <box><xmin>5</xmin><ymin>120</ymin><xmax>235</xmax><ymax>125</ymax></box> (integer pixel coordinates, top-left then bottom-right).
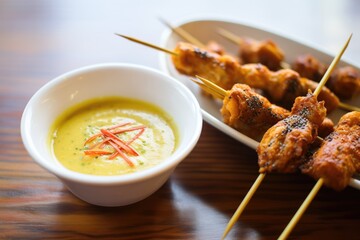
<box><xmin>194</xmin><ymin>76</ymin><xmax>288</xmax><ymax>138</ymax></box>
<box><xmin>274</xmin><ymin>34</ymin><xmax>353</xmax><ymax>240</ymax></box>
<box><xmin>302</xmin><ymin>111</ymin><xmax>360</xmax><ymax>190</ymax></box>
<box><xmin>193</xmin><ymin>76</ymin><xmax>334</xmax><ymax>139</ymax></box>
<box><xmin>293</xmin><ymin>54</ymin><xmax>360</xmax><ymax>99</ymax></box>
<box><xmin>219</xmin><ymin>28</ymin><xmax>360</xmax><ymax>101</ymax></box>
<box><xmin>222</xmin><ymin>34</ymin><xmax>352</xmax><ymax>240</ymax></box>
<box><xmin>301</xmin><ymin>110</ymin><xmax>360</xmax><ymax>190</ymax></box>
<box><xmin>161</xmin><ymin>19</ymin><xmax>280</xmax><ymax>68</ymax></box>
<box><xmin>173</xmin><ymin>42</ymin><xmax>340</xmax><ymax>112</ymax></box>
<box><xmin>160</xmin><ymin>20</ymin><xmax>359</xmax><ymax>110</ymax></box>
<box><xmin>116</xmin><ymin>34</ymin><xmax>359</xmax><ymax>113</ymax></box>
<box><xmin>218</xmin><ymin>27</ymin><xmax>288</xmax><ymax>70</ymax></box>
<box><xmin>196</xmin><ymin>79</ymin><xmax>358</xmax><ymax>239</ymax></box>
<box><xmin>279</xmin><ymin>110</ymin><xmax>360</xmax><ymax>239</ymax></box>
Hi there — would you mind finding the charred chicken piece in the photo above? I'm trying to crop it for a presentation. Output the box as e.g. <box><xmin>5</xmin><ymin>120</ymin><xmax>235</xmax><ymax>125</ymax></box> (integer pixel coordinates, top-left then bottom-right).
<box><xmin>257</xmin><ymin>93</ymin><xmax>326</xmax><ymax>173</ymax></box>
<box><xmin>221</xmin><ymin>84</ymin><xmax>334</xmax><ymax>139</ymax></box>
<box><xmin>221</xmin><ymin>84</ymin><xmax>289</xmax><ymax>138</ymax></box>
<box><xmin>172</xmin><ymin>42</ymin><xmax>242</xmax><ymax>91</ymax></box>
<box><xmin>301</xmin><ymin>111</ymin><xmax>360</xmax><ymax>190</ymax></box>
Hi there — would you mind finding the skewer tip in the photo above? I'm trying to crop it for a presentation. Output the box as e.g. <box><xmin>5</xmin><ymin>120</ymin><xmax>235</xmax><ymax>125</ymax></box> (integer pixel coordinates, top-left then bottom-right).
<box><xmin>114</xmin><ymin>33</ymin><xmax>136</xmax><ymax>42</ymax></box>
<box><xmin>158</xmin><ymin>17</ymin><xmax>172</xmax><ymax>28</ymax></box>
<box><xmin>313</xmin><ymin>33</ymin><xmax>352</xmax><ymax>97</ymax></box>
<box><xmin>114</xmin><ymin>33</ymin><xmax>178</xmax><ymax>56</ymax></box>
<box><xmin>114</xmin><ymin>33</ymin><xmax>126</xmax><ymax>38</ymax></box>
<box><xmin>217</xmin><ymin>28</ymin><xmax>243</xmax><ymax>45</ymax></box>
<box><xmin>159</xmin><ymin>18</ymin><xmax>206</xmax><ymax>48</ymax></box>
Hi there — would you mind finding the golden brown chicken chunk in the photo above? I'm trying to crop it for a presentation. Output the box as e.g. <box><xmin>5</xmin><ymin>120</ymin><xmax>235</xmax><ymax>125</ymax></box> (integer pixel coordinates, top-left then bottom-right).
<box><xmin>293</xmin><ymin>54</ymin><xmax>360</xmax><ymax>99</ymax></box>
<box><xmin>300</xmin><ymin>78</ymin><xmax>339</xmax><ymax>113</ymax></box>
<box><xmin>205</xmin><ymin>41</ymin><xmax>226</xmax><ymax>55</ymax></box>
<box><xmin>317</xmin><ymin>117</ymin><xmax>334</xmax><ymax>138</ymax></box>
<box><xmin>240</xmin><ymin>38</ymin><xmax>284</xmax><ymax>71</ymax></box>
<box><xmin>328</xmin><ymin>66</ymin><xmax>360</xmax><ymax>99</ymax></box>
<box><xmin>221</xmin><ymin>84</ymin><xmax>289</xmax><ymax>138</ymax></box>
<box><xmin>301</xmin><ymin>111</ymin><xmax>360</xmax><ymax>190</ymax></box>
<box><xmin>292</xmin><ymin>54</ymin><xmax>326</xmax><ymax>82</ymax></box>
<box><xmin>239</xmin><ymin>63</ymin><xmax>273</xmax><ymax>90</ymax></box>
<box><xmin>172</xmin><ymin>42</ymin><xmax>241</xmax><ymax>91</ymax></box>
<box><xmin>257</xmin><ymin>93</ymin><xmax>326</xmax><ymax>173</ymax></box>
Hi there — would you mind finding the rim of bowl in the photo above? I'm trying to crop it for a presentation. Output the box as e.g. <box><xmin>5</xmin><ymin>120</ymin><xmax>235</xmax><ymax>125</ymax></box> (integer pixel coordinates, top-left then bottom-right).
<box><xmin>21</xmin><ymin>63</ymin><xmax>203</xmax><ymax>185</ymax></box>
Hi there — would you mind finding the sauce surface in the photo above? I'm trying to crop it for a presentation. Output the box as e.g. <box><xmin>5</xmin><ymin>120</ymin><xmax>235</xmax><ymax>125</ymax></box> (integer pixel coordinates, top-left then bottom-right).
<box><xmin>50</xmin><ymin>97</ymin><xmax>177</xmax><ymax>176</ymax></box>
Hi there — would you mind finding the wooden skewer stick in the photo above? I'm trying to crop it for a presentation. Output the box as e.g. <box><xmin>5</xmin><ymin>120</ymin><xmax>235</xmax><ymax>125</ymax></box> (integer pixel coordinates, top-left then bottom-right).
<box><xmin>158</xmin><ymin>18</ymin><xmax>206</xmax><ymax>49</ymax></box>
<box><xmin>339</xmin><ymin>101</ymin><xmax>360</xmax><ymax>112</ymax></box>
<box><xmin>218</xmin><ymin>28</ymin><xmax>359</xmax><ymax>112</ymax></box>
<box><xmin>190</xmin><ymin>77</ymin><xmax>224</xmax><ymax>99</ymax></box>
<box><xmin>313</xmin><ymin>34</ymin><xmax>352</xmax><ymax>97</ymax></box>
<box><xmin>217</xmin><ymin>28</ymin><xmax>244</xmax><ymax>46</ymax></box>
<box><xmin>222</xmin><ymin>173</ymin><xmax>266</xmax><ymax>240</ymax></box>
<box><xmin>114</xmin><ymin>33</ymin><xmax>178</xmax><ymax>56</ymax></box>
<box><xmin>278</xmin><ymin>178</ymin><xmax>323</xmax><ymax>240</ymax></box>
<box><xmin>193</xmin><ymin>76</ymin><xmax>268</xmax><ymax>239</ymax></box>
<box><xmin>194</xmin><ymin>75</ymin><xmax>227</xmax><ymax>97</ymax></box>
<box><xmin>278</xmin><ymin>33</ymin><xmax>352</xmax><ymax>240</ymax></box>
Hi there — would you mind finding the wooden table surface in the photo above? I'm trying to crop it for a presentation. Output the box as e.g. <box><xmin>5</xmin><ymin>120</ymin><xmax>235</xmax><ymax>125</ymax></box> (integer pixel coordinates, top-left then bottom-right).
<box><xmin>1</xmin><ymin>1</ymin><xmax>360</xmax><ymax>239</ymax></box>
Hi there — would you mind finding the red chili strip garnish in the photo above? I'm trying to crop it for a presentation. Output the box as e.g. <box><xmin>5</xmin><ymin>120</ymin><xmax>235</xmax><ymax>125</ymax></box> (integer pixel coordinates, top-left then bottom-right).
<box><xmin>84</xmin><ymin>133</ymin><xmax>102</xmax><ymax>146</ymax></box>
<box><xmin>84</xmin><ymin>149</ymin><xmax>113</xmax><ymax>156</ymax></box>
<box><xmin>108</xmin><ymin>141</ymin><xmax>134</xmax><ymax>167</ymax></box>
<box><xmin>98</xmin><ymin>138</ymin><xmax>111</xmax><ymax>149</ymax></box>
<box><xmin>83</xmin><ymin>122</ymin><xmax>131</xmax><ymax>146</ymax></box>
<box><xmin>107</xmin><ymin>122</ymin><xmax>131</xmax><ymax>130</ymax></box>
<box><xmin>88</xmin><ymin>138</ymin><xmax>110</xmax><ymax>150</ymax></box>
<box><xmin>83</xmin><ymin>123</ymin><xmax>147</xmax><ymax>164</ymax></box>
<box><xmin>100</xmin><ymin>129</ymin><xmax>138</xmax><ymax>156</ymax></box>
<box><xmin>112</xmin><ymin>125</ymin><xmax>146</xmax><ymax>135</ymax></box>
<box><xmin>108</xmin><ymin>152</ymin><xmax>119</xmax><ymax>160</ymax></box>
<box><xmin>127</xmin><ymin>128</ymin><xmax>145</xmax><ymax>145</ymax></box>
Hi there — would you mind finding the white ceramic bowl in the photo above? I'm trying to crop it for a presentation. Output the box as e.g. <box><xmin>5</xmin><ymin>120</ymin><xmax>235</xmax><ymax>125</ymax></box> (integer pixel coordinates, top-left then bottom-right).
<box><xmin>21</xmin><ymin>63</ymin><xmax>202</xmax><ymax>206</ymax></box>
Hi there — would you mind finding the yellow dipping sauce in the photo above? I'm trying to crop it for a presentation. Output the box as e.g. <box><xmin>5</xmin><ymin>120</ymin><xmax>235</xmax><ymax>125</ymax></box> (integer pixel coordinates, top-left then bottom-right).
<box><xmin>50</xmin><ymin>97</ymin><xmax>177</xmax><ymax>176</ymax></box>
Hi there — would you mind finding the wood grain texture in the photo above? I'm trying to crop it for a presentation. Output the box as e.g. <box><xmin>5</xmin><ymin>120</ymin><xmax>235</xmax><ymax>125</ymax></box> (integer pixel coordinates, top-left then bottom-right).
<box><xmin>1</xmin><ymin>1</ymin><xmax>360</xmax><ymax>239</ymax></box>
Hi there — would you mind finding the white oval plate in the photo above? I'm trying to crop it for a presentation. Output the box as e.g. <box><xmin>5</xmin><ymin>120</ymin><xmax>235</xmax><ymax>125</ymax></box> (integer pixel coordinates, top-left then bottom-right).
<box><xmin>159</xmin><ymin>17</ymin><xmax>360</xmax><ymax>190</ymax></box>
